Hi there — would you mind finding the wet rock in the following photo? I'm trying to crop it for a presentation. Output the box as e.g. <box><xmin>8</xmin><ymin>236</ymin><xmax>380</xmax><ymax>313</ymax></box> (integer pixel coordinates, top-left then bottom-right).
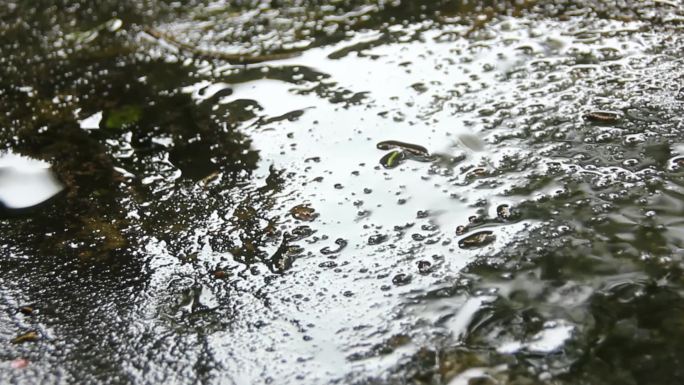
<box><xmin>290</xmin><ymin>225</ymin><xmax>315</xmax><ymax>241</ymax></box>
<box><xmin>467</xmin><ymin>377</ymin><xmax>497</xmax><ymax>385</ymax></box>
<box><xmin>10</xmin><ymin>331</ymin><xmax>39</xmax><ymax>344</ymax></box>
<box><xmin>368</xmin><ymin>234</ymin><xmax>388</xmax><ymax>245</ymax></box>
<box><xmin>417</xmin><ymin>260</ymin><xmax>432</xmax><ymax>274</ymax></box>
<box><xmin>320</xmin><ymin>238</ymin><xmax>348</xmax><ymax>255</ymax></box>
<box><xmin>377</xmin><ymin>140</ymin><xmax>430</xmax><ymax>156</ymax></box>
<box><xmin>379</xmin><ymin>150</ymin><xmax>406</xmax><ymax>169</ymax></box>
<box><xmin>376</xmin><ymin>334</ymin><xmax>411</xmax><ymax>354</ymax></box>
<box><xmin>583</xmin><ymin>111</ymin><xmax>620</xmax><ymax>123</ymax></box>
<box><xmin>497</xmin><ymin>204</ymin><xmax>516</xmax><ymax>220</ymax></box>
<box><xmin>417</xmin><ymin>210</ymin><xmax>430</xmax><ymax>218</ymax></box>
<box><xmin>318</xmin><ymin>261</ymin><xmax>338</xmax><ymax>268</ymax></box>
<box><xmin>465</xmin><ymin>167</ymin><xmax>489</xmax><ymax>179</ymax></box>
<box><xmin>456</xmin><ymin>225</ymin><xmax>467</xmax><ymax>235</ymax></box>
<box><xmin>290</xmin><ymin>204</ymin><xmax>318</xmax><ymax>221</ymax></box>
<box><xmin>458</xmin><ymin>231</ymin><xmax>496</xmax><ymax>249</ymax></box>
<box><xmin>18</xmin><ymin>305</ymin><xmax>35</xmax><ymax>316</ymax></box>
<box><xmin>392</xmin><ymin>273</ymin><xmax>412</xmax><ymax>285</ymax></box>
<box><xmin>357</xmin><ymin>209</ymin><xmax>371</xmax><ymax>218</ymax></box>
<box><xmin>212</xmin><ymin>270</ymin><xmax>228</xmax><ymax>279</ymax></box>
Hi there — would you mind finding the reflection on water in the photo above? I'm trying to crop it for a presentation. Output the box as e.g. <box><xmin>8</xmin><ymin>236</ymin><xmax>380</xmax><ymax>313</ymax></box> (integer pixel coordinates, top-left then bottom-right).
<box><xmin>2</xmin><ymin>1</ymin><xmax>684</xmax><ymax>384</ymax></box>
<box><xmin>0</xmin><ymin>153</ymin><xmax>63</xmax><ymax>209</ymax></box>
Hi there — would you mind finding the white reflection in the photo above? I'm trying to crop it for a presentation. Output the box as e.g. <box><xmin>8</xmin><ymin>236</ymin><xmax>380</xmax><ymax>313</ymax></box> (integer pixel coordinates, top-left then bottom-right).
<box><xmin>0</xmin><ymin>152</ymin><xmax>63</xmax><ymax>209</ymax></box>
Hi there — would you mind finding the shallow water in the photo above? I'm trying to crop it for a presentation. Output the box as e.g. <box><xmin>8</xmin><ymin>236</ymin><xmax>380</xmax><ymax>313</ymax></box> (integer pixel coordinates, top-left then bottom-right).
<box><xmin>2</xmin><ymin>1</ymin><xmax>684</xmax><ymax>384</ymax></box>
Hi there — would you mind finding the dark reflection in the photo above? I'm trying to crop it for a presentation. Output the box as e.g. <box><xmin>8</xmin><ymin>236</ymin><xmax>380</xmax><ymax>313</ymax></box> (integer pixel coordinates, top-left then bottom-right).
<box><xmin>0</xmin><ymin>2</ymin><xmax>264</xmax><ymax>383</ymax></box>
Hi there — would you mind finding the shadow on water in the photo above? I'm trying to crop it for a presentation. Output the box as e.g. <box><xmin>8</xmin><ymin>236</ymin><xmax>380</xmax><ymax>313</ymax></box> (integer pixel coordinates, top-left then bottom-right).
<box><xmin>2</xmin><ymin>0</ymin><xmax>684</xmax><ymax>384</ymax></box>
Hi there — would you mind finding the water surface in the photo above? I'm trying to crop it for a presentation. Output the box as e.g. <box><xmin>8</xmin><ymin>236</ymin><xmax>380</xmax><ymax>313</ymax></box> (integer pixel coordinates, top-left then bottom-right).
<box><xmin>2</xmin><ymin>1</ymin><xmax>684</xmax><ymax>384</ymax></box>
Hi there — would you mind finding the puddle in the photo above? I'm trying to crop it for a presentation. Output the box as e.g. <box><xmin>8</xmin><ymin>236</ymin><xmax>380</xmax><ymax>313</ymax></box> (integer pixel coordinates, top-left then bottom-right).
<box><xmin>2</xmin><ymin>1</ymin><xmax>684</xmax><ymax>384</ymax></box>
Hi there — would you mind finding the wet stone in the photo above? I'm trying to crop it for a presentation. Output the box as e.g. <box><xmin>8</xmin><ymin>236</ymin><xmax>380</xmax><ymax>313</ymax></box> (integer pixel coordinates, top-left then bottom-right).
<box><xmin>212</xmin><ymin>270</ymin><xmax>228</xmax><ymax>279</ymax></box>
<box><xmin>456</xmin><ymin>225</ymin><xmax>467</xmax><ymax>235</ymax></box>
<box><xmin>458</xmin><ymin>231</ymin><xmax>496</xmax><ymax>249</ymax></box>
<box><xmin>368</xmin><ymin>234</ymin><xmax>388</xmax><ymax>245</ymax></box>
<box><xmin>318</xmin><ymin>261</ymin><xmax>337</xmax><ymax>268</ymax></box>
<box><xmin>320</xmin><ymin>238</ymin><xmax>348</xmax><ymax>255</ymax></box>
<box><xmin>379</xmin><ymin>150</ymin><xmax>406</xmax><ymax>169</ymax></box>
<box><xmin>290</xmin><ymin>204</ymin><xmax>318</xmax><ymax>222</ymax></box>
<box><xmin>18</xmin><ymin>305</ymin><xmax>35</xmax><ymax>316</ymax></box>
<box><xmin>465</xmin><ymin>167</ymin><xmax>489</xmax><ymax>179</ymax></box>
<box><xmin>290</xmin><ymin>225</ymin><xmax>315</xmax><ymax>241</ymax></box>
<box><xmin>376</xmin><ymin>140</ymin><xmax>430</xmax><ymax>157</ymax></box>
<box><xmin>392</xmin><ymin>273</ymin><xmax>412</xmax><ymax>286</ymax></box>
<box><xmin>417</xmin><ymin>260</ymin><xmax>432</xmax><ymax>274</ymax></box>
<box><xmin>496</xmin><ymin>204</ymin><xmax>514</xmax><ymax>220</ymax></box>
<box><xmin>583</xmin><ymin>111</ymin><xmax>621</xmax><ymax>123</ymax></box>
<box><xmin>10</xmin><ymin>331</ymin><xmax>39</xmax><ymax>344</ymax></box>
